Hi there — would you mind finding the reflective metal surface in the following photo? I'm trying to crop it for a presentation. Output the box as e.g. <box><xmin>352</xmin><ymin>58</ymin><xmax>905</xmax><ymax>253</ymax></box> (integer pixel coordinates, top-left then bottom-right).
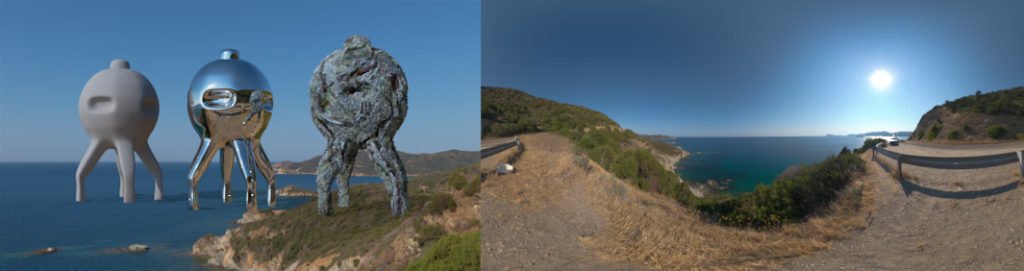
<box><xmin>186</xmin><ymin>49</ymin><xmax>275</xmax><ymax>211</ymax></box>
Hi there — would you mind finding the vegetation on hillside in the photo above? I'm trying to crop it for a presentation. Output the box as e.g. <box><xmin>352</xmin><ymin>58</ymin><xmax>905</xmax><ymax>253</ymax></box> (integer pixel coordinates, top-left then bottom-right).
<box><xmin>987</xmin><ymin>125</ymin><xmax>1008</xmax><ymax>139</ymax></box>
<box><xmin>857</xmin><ymin>138</ymin><xmax>887</xmax><ymax>154</ymax></box>
<box><xmin>404</xmin><ymin>231</ymin><xmax>481</xmax><ymax>271</ymax></box>
<box><xmin>692</xmin><ymin>148</ymin><xmax>865</xmax><ymax>229</ymax></box>
<box><xmin>943</xmin><ymin>87</ymin><xmax>1024</xmax><ymax>116</ymax></box>
<box><xmin>483</xmin><ymin>86</ymin><xmax>693</xmax><ymax>202</ymax></box>
<box><xmin>639</xmin><ymin>134</ymin><xmax>684</xmax><ymax>157</ymax></box>
<box><xmin>226</xmin><ymin>166</ymin><xmax>480</xmax><ymax>269</ymax></box>
<box><xmin>484</xmin><ymin>86</ymin><xmax>868</xmax><ymax>230</ymax></box>
<box><xmin>564</xmin><ymin>128</ymin><xmax>694</xmax><ymax>203</ymax></box>
<box><xmin>482</xmin><ymin>86</ymin><xmax>617</xmax><ymax>137</ymax></box>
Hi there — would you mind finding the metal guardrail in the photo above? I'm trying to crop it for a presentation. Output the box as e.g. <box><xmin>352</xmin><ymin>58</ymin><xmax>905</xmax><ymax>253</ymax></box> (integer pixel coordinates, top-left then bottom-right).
<box><xmin>481</xmin><ymin>136</ymin><xmax>519</xmax><ymax>159</ymax></box>
<box><xmin>872</xmin><ymin>143</ymin><xmax>1024</xmax><ymax>179</ymax></box>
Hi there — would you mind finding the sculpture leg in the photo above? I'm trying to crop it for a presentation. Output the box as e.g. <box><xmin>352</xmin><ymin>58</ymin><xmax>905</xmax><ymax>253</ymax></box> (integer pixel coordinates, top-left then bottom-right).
<box><xmin>366</xmin><ymin>139</ymin><xmax>409</xmax><ymax>217</ymax></box>
<box><xmin>252</xmin><ymin>140</ymin><xmax>276</xmax><ymax>208</ymax></box>
<box><xmin>334</xmin><ymin>142</ymin><xmax>358</xmax><ymax>210</ymax></box>
<box><xmin>113</xmin><ymin>139</ymin><xmax>136</xmax><ymax>203</ymax></box>
<box><xmin>220</xmin><ymin>147</ymin><xmax>235</xmax><ymax>203</ymax></box>
<box><xmin>316</xmin><ymin>141</ymin><xmax>357</xmax><ymax>216</ymax></box>
<box><xmin>232</xmin><ymin>139</ymin><xmax>258</xmax><ymax>211</ymax></box>
<box><xmin>136</xmin><ymin>141</ymin><xmax>163</xmax><ymax>201</ymax></box>
<box><xmin>76</xmin><ymin>139</ymin><xmax>109</xmax><ymax>202</ymax></box>
<box><xmin>188</xmin><ymin>138</ymin><xmax>218</xmax><ymax>210</ymax></box>
<box><xmin>316</xmin><ymin>146</ymin><xmax>340</xmax><ymax>216</ymax></box>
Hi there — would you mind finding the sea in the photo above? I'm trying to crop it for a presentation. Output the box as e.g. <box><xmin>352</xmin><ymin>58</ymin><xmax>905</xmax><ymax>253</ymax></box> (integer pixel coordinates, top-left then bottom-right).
<box><xmin>674</xmin><ymin>136</ymin><xmax>868</xmax><ymax>194</ymax></box>
<box><xmin>0</xmin><ymin>162</ymin><xmax>380</xmax><ymax>270</ymax></box>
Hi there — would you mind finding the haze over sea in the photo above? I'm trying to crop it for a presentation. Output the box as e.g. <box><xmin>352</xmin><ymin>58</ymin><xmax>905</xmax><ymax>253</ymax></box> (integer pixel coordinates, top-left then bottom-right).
<box><xmin>0</xmin><ymin>162</ymin><xmax>379</xmax><ymax>270</ymax></box>
<box><xmin>674</xmin><ymin>136</ymin><xmax>869</xmax><ymax>194</ymax></box>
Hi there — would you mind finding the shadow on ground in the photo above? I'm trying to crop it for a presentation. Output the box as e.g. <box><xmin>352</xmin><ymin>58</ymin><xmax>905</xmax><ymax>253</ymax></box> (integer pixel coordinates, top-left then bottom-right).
<box><xmin>873</xmin><ymin>158</ymin><xmax>1021</xmax><ymax>199</ymax></box>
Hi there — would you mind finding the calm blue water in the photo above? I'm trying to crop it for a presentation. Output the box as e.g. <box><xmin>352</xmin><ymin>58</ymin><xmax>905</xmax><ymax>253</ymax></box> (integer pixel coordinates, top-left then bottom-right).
<box><xmin>0</xmin><ymin>162</ymin><xmax>380</xmax><ymax>270</ymax></box>
<box><xmin>674</xmin><ymin>136</ymin><xmax>866</xmax><ymax>194</ymax></box>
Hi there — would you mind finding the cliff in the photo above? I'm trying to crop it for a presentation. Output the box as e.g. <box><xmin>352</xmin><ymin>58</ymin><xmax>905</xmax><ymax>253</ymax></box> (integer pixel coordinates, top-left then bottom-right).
<box><xmin>910</xmin><ymin>87</ymin><xmax>1024</xmax><ymax>142</ymax></box>
<box><xmin>193</xmin><ymin>167</ymin><xmax>481</xmax><ymax>271</ymax></box>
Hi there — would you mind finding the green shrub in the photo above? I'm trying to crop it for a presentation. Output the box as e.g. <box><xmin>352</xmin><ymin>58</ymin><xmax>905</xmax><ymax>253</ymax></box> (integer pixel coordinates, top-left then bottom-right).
<box><xmin>857</xmin><ymin>138</ymin><xmax>886</xmax><ymax>153</ymax></box>
<box><xmin>942</xmin><ymin>87</ymin><xmax>1024</xmax><ymax>116</ymax></box>
<box><xmin>987</xmin><ymin>125</ymin><xmax>1008</xmax><ymax>139</ymax></box>
<box><xmin>427</xmin><ymin>193</ymin><xmax>457</xmax><ymax>216</ymax></box>
<box><xmin>404</xmin><ymin>231</ymin><xmax>480</xmax><ymax>271</ymax></box>
<box><xmin>946</xmin><ymin>130</ymin><xmax>961</xmax><ymax>140</ymax></box>
<box><xmin>927</xmin><ymin>124</ymin><xmax>942</xmax><ymax>140</ymax></box>
<box><xmin>1017</xmin><ymin>133</ymin><xmax>1024</xmax><ymax>140</ymax></box>
<box><xmin>414</xmin><ymin>222</ymin><xmax>447</xmax><ymax>247</ymax></box>
<box><xmin>693</xmin><ymin>150</ymin><xmax>865</xmax><ymax>229</ymax></box>
<box><xmin>463</xmin><ymin>176</ymin><xmax>481</xmax><ymax>197</ymax></box>
<box><xmin>448</xmin><ymin>172</ymin><xmax>467</xmax><ymax>190</ymax></box>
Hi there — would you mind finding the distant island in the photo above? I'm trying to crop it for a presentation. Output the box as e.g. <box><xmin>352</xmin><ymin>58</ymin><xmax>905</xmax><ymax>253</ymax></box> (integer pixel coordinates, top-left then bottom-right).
<box><xmin>273</xmin><ymin>150</ymin><xmax>479</xmax><ymax>176</ymax></box>
<box><xmin>910</xmin><ymin>86</ymin><xmax>1024</xmax><ymax>142</ymax></box>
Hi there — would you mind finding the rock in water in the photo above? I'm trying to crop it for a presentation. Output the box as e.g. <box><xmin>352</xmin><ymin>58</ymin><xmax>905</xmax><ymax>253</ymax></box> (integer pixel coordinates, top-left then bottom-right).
<box><xmin>128</xmin><ymin>244</ymin><xmax>149</xmax><ymax>253</ymax></box>
<box><xmin>33</xmin><ymin>247</ymin><xmax>58</xmax><ymax>255</ymax></box>
<box><xmin>309</xmin><ymin>35</ymin><xmax>410</xmax><ymax>216</ymax></box>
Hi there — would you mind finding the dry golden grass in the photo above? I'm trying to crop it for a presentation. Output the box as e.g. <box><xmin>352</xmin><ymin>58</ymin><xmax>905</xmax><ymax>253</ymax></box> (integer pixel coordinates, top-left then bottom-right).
<box><xmin>578</xmin><ymin>146</ymin><xmax>878</xmax><ymax>270</ymax></box>
<box><xmin>483</xmin><ymin>133</ymin><xmax>877</xmax><ymax>270</ymax></box>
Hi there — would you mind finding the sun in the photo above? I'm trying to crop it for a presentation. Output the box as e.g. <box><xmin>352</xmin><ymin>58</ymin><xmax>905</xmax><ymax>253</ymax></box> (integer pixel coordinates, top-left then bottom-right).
<box><xmin>869</xmin><ymin>69</ymin><xmax>894</xmax><ymax>90</ymax></box>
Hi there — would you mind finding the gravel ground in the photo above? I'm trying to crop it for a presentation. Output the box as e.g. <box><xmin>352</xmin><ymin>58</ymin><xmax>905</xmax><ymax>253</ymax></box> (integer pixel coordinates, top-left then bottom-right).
<box><xmin>785</xmin><ymin>144</ymin><xmax>1024</xmax><ymax>270</ymax></box>
<box><xmin>480</xmin><ymin>133</ymin><xmax>647</xmax><ymax>271</ymax></box>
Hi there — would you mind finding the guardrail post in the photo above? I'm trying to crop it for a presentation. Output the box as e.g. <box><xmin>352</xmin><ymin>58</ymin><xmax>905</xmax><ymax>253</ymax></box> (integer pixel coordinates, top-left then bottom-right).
<box><xmin>896</xmin><ymin>154</ymin><xmax>903</xmax><ymax>180</ymax></box>
<box><xmin>1018</xmin><ymin>150</ymin><xmax>1023</xmax><ymax>179</ymax></box>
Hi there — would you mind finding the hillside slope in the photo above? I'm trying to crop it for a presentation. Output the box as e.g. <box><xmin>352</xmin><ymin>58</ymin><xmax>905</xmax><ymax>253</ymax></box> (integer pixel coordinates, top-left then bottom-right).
<box><xmin>482</xmin><ymin>86</ymin><xmax>693</xmax><ymax>203</ymax></box>
<box><xmin>482</xmin><ymin>86</ymin><xmax>619</xmax><ymax>138</ymax></box>
<box><xmin>273</xmin><ymin>150</ymin><xmax>479</xmax><ymax>176</ymax></box>
<box><xmin>482</xmin><ymin>133</ymin><xmax>875</xmax><ymax>270</ymax></box>
<box><xmin>911</xmin><ymin>87</ymin><xmax>1024</xmax><ymax>142</ymax></box>
<box><xmin>193</xmin><ymin>167</ymin><xmax>482</xmax><ymax>271</ymax></box>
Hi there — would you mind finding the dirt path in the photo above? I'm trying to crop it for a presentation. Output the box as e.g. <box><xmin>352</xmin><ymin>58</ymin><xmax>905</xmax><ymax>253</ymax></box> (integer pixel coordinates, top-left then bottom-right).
<box><xmin>784</xmin><ymin>148</ymin><xmax>1024</xmax><ymax>270</ymax></box>
<box><xmin>481</xmin><ymin>133</ymin><xmax>647</xmax><ymax>270</ymax></box>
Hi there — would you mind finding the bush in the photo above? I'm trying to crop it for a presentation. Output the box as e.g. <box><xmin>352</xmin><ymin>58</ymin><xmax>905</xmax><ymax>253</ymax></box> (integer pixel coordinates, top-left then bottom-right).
<box><xmin>414</xmin><ymin>222</ymin><xmax>447</xmax><ymax>247</ymax></box>
<box><xmin>693</xmin><ymin>150</ymin><xmax>865</xmax><ymax>229</ymax></box>
<box><xmin>427</xmin><ymin>193</ymin><xmax>457</xmax><ymax>216</ymax></box>
<box><xmin>942</xmin><ymin>87</ymin><xmax>1024</xmax><ymax>116</ymax></box>
<box><xmin>857</xmin><ymin>138</ymin><xmax>886</xmax><ymax>153</ymax></box>
<box><xmin>448</xmin><ymin>172</ymin><xmax>467</xmax><ymax>190</ymax></box>
<box><xmin>404</xmin><ymin>231</ymin><xmax>480</xmax><ymax>271</ymax></box>
<box><xmin>927</xmin><ymin>124</ymin><xmax>942</xmax><ymax>140</ymax></box>
<box><xmin>946</xmin><ymin>130</ymin><xmax>961</xmax><ymax>140</ymax></box>
<box><xmin>987</xmin><ymin>125</ymin><xmax>1008</xmax><ymax>139</ymax></box>
<box><xmin>1017</xmin><ymin>133</ymin><xmax>1024</xmax><ymax>140</ymax></box>
<box><xmin>463</xmin><ymin>176</ymin><xmax>481</xmax><ymax>197</ymax></box>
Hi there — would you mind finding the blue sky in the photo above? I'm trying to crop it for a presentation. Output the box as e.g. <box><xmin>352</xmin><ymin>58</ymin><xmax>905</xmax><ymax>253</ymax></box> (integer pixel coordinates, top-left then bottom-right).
<box><xmin>484</xmin><ymin>0</ymin><xmax>1024</xmax><ymax>137</ymax></box>
<box><xmin>0</xmin><ymin>0</ymin><xmax>480</xmax><ymax>162</ymax></box>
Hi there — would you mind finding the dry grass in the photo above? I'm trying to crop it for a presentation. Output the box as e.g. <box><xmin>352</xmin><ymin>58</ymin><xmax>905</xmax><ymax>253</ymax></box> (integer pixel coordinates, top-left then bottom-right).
<box><xmin>579</xmin><ymin>147</ymin><xmax>877</xmax><ymax>270</ymax></box>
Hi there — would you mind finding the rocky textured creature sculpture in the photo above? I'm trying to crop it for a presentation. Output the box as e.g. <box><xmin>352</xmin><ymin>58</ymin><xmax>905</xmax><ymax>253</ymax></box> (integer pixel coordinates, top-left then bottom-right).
<box><xmin>309</xmin><ymin>36</ymin><xmax>410</xmax><ymax>216</ymax></box>
<box><xmin>186</xmin><ymin>49</ymin><xmax>276</xmax><ymax>211</ymax></box>
<box><xmin>77</xmin><ymin>59</ymin><xmax>163</xmax><ymax>203</ymax></box>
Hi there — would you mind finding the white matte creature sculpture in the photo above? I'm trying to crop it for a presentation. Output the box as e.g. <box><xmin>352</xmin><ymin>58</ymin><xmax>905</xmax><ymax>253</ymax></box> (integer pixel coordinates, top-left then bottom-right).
<box><xmin>76</xmin><ymin>59</ymin><xmax>163</xmax><ymax>203</ymax></box>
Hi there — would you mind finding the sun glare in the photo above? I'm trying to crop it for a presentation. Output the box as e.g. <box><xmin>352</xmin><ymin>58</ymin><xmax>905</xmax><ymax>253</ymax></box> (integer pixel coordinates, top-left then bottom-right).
<box><xmin>869</xmin><ymin>69</ymin><xmax>894</xmax><ymax>90</ymax></box>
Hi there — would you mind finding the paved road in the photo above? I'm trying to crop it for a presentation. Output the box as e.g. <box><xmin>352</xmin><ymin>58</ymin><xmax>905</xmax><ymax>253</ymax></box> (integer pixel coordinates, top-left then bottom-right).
<box><xmin>891</xmin><ymin>141</ymin><xmax>1023</xmax><ymax>157</ymax></box>
<box><xmin>902</xmin><ymin>140</ymin><xmax>1024</xmax><ymax>151</ymax></box>
<box><xmin>481</xmin><ymin>136</ymin><xmax>518</xmax><ymax>159</ymax></box>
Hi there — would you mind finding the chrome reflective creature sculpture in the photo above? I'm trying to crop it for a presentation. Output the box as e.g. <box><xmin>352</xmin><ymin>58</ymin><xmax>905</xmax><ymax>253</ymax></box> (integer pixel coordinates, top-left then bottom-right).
<box><xmin>76</xmin><ymin>59</ymin><xmax>163</xmax><ymax>203</ymax></box>
<box><xmin>310</xmin><ymin>36</ymin><xmax>409</xmax><ymax>216</ymax></box>
<box><xmin>186</xmin><ymin>49</ymin><xmax>275</xmax><ymax>211</ymax></box>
